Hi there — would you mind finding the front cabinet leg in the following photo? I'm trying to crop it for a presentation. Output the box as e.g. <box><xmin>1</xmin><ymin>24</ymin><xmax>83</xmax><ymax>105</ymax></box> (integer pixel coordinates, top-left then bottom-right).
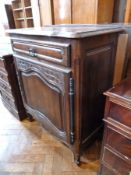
<box><xmin>74</xmin><ymin>153</ymin><xmax>80</xmax><ymax>165</ymax></box>
<box><xmin>27</xmin><ymin>113</ymin><xmax>34</xmax><ymax>122</ymax></box>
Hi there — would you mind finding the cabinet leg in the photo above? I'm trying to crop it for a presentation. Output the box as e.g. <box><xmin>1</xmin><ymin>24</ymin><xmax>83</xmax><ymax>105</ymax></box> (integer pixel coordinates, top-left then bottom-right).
<box><xmin>27</xmin><ymin>114</ymin><xmax>34</xmax><ymax>122</ymax></box>
<box><xmin>74</xmin><ymin>154</ymin><xmax>80</xmax><ymax>165</ymax></box>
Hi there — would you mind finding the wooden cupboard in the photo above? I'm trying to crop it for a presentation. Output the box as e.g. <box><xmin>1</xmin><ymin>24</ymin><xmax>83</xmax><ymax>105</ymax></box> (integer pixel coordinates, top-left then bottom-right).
<box><xmin>113</xmin><ymin>0</ymin><xmax>131</xmax><ymax>23</ymax></box>
<box><xmin>12</xmin><ymin>0</ymin><xmax>41</xmax><ymax>28</ymax></box>
<box><xmin>0</xmin><ymin>54</ymin><xmax>27</xmax><ymax>120</ymax></box>
<box><xmin>124</xmin><ymin>25</ymin><xmax>131</xmax><ymax>77</ymax></box>
<box><xmin>72</xmin><ymin>0</ymin><xmax>114</xmax><ymax>24</ymax></box>
<box><xmin>124</xmin><ymin>0</ymin><xmax>131</xmax><ymax>23</ymax></box>
<box><xmin>8</xmin><ymin>24</ymin><xmax>123</xmax><ymax>164</ymax></box>
<box><xmin>98</xmin><ymin>78</ymin><xmax>131</xmax><ymax>175</ymax></box>
<box><xmin>39</xmin><ymin>0</ymin><xmax>114</xmax><ymax>25</ymax></box>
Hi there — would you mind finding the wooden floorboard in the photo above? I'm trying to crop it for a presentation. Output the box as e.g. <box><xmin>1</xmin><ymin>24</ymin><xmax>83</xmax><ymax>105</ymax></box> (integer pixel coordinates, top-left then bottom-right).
<box><xmin>0</xmin><ymin>99</ymin><xmax>101</xmax><ymax>175</ymax></box>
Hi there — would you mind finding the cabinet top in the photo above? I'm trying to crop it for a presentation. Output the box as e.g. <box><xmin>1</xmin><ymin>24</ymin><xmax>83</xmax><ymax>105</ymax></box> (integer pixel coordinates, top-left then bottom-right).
<box><xmin>7</xmin><ymin>24</ymin><xmax>123</xmax><ymax>38</ymax></box>
<box><xmin>104</xmin><ymin>78</ymin><xmax>131</xmax><ymax>105</ymax></box>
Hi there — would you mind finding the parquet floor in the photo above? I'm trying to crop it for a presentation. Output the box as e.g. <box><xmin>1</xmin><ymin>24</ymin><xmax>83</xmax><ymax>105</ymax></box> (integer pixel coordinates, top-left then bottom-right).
<box><xmin>0</xmin><ymin>99</ymin><xmax>101</xmax><ymax>175</ymax></box>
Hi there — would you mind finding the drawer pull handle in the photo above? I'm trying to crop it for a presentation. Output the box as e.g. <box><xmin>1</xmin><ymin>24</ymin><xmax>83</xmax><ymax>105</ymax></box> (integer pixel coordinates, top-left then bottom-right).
<box><xmin>28</xmin><ymin>48</ymin><xmax>36</xmax><ymax>57</ymax></box>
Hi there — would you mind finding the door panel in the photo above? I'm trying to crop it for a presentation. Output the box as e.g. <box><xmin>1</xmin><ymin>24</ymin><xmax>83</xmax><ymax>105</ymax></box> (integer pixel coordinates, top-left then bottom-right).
<box><xmin>15</xmin><ymin>57</ymin><xmax>71</xmax><ymax>141</ymax></box>
<box><xmin>22</xmin><ymin>72</ymin><xmax>63</xmax><ymax>130</ymax></box>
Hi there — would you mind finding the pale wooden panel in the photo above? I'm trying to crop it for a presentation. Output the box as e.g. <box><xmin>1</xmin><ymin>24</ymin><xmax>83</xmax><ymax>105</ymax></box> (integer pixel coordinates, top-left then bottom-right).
<box><xmin>52</xmin><ymin>0</ymin><xmax>71</xmax><ymax>24</ymax></box>
<box><xmin>72</xmin><ymin>0</ymin><xmax>98</xmax><ymax>24</ymax></box>
<box><xmin>113</xmin><ymin>34</ymin><xmax>128</xmax><ymax>85</ymax></box>
<box><xmin>97</xmin><ymin>0</ymin><xmax>114</xmax><ymax>23</ymax></box>
<box><xmin>31</xmin><ymin>0</ymin><xmax>41</xmax><ymax>27</ymax></box>
<box><xmin>39</xmin><ymin>0</ymin><xmax>53</xmax><ymax>26</ymax></box>
<box><xmin>124</xmin><ymin>0</ymin><xmax>131</xmax><ymax>23</ymax></box>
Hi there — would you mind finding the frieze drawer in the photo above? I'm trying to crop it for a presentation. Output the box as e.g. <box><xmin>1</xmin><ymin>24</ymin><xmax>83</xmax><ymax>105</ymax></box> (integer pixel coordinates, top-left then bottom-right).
<box><xmin>12</xmin><ymin>40</ymin><xmax>70</xmax><ymax>66</ymax></box>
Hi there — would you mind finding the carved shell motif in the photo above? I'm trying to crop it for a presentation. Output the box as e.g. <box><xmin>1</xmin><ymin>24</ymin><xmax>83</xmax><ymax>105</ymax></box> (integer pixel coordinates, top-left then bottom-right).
<box><xmin>16</xmin><ymin>59</ymin><xmax>65</xmax><ymax>93</ymax></box>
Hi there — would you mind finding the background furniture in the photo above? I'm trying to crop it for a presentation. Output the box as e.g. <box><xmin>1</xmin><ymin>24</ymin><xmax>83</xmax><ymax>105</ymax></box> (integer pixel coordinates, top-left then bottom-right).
<box><xmin>124</xmin><ymin>25</ymin><xmax>131</xmax><ymax>77</ymax></box>
<box><xmin>112</xmin><ymin>0</ymin><xmax>127</xmax><ymax>23</ymax></box>
<box><xmin>39</xmin><ymin>0</ymin><xmax>115</xmax><ymax>25</ymax></box>
<box><xmin>5</xmin><ymin>4</ymin><xmax>16</xmax><ymax>29</ymax></box>
<box><xmin>112</xmin><ymin>0</ymin><xmax>131</xmax><ymax>23</ymax></box>
<box><xmin>10</xmin><ymin>0</ymin><xmax>131</xmax><ymax>27</ymax></box>
<box><xmin>124</xmin><ymin>0</ymin><xmax>131</xmax><ymax>23</ymax></box>
<box><xmin>98</xmin><ymin>78</ymin><xmax>131</xmax><ymax>175</ymax></box>
<box><xmin>12</xmin><ymin>0</ymin><xmax>41</xmax><ymax>28</ymax></box>
<box><xmin>8</xmin><ymin>24</ymin><xmax>123</xmax><ymax>164</ymax></box>
<box><xmin>0</xmin><ymin>53</ymin><xmax>27</xmax><ymax>120</ymax></box>
<box><xmin>8</xmin><ymin>0</ymin><xmax>131</xmax><ymax>27</ymax></box>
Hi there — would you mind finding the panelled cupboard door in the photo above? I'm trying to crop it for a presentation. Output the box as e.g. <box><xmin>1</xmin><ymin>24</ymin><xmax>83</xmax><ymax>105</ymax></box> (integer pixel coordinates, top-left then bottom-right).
<box><xmin>15</xmin><ymin>57</ymin><xmax>71</xmax><ymax>143</ymax></box>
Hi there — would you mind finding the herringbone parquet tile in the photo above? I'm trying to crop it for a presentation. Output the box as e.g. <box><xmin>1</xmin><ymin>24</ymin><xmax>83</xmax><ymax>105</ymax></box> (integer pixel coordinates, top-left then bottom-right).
<box><xmin>0</xmin><ymin>99</ymin><xmax>101</xmax><ymax>175</ymax></box>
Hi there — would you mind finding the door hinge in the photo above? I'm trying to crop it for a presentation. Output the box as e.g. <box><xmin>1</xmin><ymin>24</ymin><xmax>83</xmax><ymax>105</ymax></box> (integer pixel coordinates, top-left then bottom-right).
<box><xmin>69</xmin><ymin>77</ymin><xmax>75</xmax><ymax>144</ymax></box>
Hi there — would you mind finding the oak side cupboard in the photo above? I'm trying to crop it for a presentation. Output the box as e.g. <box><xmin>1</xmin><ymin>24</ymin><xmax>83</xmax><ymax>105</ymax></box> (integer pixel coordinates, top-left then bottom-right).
<box><xmin>8</xmin><ymin>24</ymin><xmax>123</xmax><ymax>164</ymax></box>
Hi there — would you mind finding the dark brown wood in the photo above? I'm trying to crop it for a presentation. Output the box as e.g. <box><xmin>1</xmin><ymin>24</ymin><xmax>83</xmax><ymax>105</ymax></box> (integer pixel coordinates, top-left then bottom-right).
<box><xmin>123</xmin><ymin>25</ymin><xmax>131</xmax><ymax>78</ymax></box>
<box><xmin>5</xmin><ymin>4</ymin><xmax>16</xmax><ymax>29</ymax></box>
<box><xmin>8</xmin><ymin>24</ymin><xmax>123</xmax><ymax>164</ymax></box>
<box><xmin>0</xmin><ymin>54</ymin><xmax>27</xmax><ymax>120</ymax></box>
<box><xmin>99</xmin><ymin>78</ymin><xmax>131</xmax><ymax>175</ymax></box>
<box><xmin>112</xmin><ymin>0</ymin><xmax>127</xmax><ymax>23</ymax></box>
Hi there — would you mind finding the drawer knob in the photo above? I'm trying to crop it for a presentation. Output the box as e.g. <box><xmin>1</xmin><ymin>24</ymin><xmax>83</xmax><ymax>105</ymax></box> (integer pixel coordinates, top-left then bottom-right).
<box><xmin>28</xmin><ymin>48</ymin><xmax>36</xmax><ymax>57</ymax></box>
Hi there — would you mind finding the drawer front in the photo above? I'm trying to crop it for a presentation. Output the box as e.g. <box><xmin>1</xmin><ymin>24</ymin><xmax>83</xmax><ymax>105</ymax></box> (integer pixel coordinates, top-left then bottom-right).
<box><xmin>102</xmin><ymin>147</ymin><xmax>131</xmax><ymax>175</ymax></box>
<box><xmin>0</xmin><ymin>59</ymin><xmax>6</xmax><ymax>72</ymax></box>
<box><xmin>0</xmin><ymin>71</ymin><xmax>8</xmax><ymax>84</ymax></box>
<box><xmin>1</xmin><ymin>91</ymin><xmax>16</xmax><ymax>110</ymax></box>
<box><xmin>0</xmin><ymin>80</ymin><xmax>12</xmax><ymax>95</ymax></box>
<box><xmin>108</xmin><ymin>102</ymin><xmax>131</xmax><ymax>128</ymax></box>
<box><xmin>12</xmin><ymin>40</ymin><xmax>70</xmax><ymax>66</ymax></box>
<box><xmin>15</xmin><ymin>57</ymin><xmax>72</xmax><ymax>143</ymax></box>
<box><xmin>106</xmin><ymin>127</ymin><xmax>131</xmax><ymax>158</ymax></box>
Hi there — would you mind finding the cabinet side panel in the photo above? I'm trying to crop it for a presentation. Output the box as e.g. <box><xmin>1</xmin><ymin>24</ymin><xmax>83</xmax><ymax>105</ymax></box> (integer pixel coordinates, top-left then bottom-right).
<box><xmin>80</xmin><ymin>34</ymin><xmax>118</xmax><ymax>144</ymax></box>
